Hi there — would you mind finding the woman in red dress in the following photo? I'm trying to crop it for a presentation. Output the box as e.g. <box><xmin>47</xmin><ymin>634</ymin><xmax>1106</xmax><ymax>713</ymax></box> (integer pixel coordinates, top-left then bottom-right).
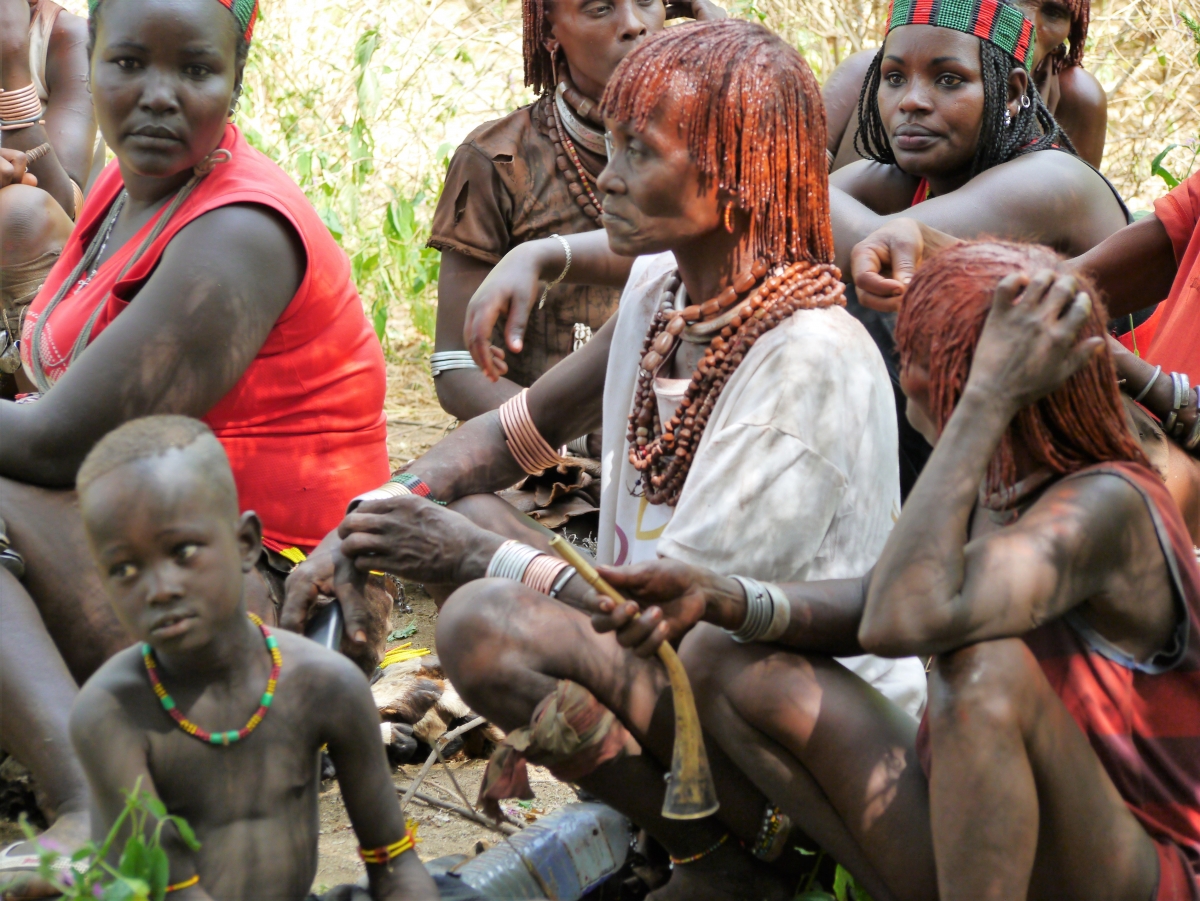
<box><xmin>0</xmin><ymin>0</ymin><xmax>388</xmax><ymax>889</ymax></box>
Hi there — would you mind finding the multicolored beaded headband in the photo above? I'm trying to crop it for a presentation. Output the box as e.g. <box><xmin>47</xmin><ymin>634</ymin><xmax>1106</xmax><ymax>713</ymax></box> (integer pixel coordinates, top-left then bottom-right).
<box><xmin>87</xmin><ymin>0</ymin><xmax>259</xmax><ymax>43</ymax></box>
<box><xmin>886</xmin><ymin>0</ymin><xmax>1035</xmax><ymax>71</ymax></box>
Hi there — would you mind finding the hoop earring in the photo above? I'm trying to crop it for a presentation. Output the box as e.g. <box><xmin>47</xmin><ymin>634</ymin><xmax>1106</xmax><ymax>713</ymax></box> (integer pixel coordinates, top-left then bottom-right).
<box><xmin>1019</xmin><ymin>93</ymin><xmax>1031</xmax><ymax>109</ymax></box>
<box><xmin>724</xmin><ymin>201</ymin><xmax>735</xmax><ymax>234</ymax></box>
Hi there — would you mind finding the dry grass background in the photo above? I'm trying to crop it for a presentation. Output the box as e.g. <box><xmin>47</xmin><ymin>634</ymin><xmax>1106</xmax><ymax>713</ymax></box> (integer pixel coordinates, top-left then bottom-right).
<box><xmin>61</xmin><ymin>0</ymin><xmax>1200</xmax><ymax>451</ymax></box>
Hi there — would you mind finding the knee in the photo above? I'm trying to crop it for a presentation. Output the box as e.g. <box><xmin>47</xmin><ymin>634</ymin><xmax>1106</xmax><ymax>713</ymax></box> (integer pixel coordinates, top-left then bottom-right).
<box><xmin>927</xmin><ymin>638</ymin><xmax>1039</xmax><ymax>736</ymax></box>
<box><xmin>435</xmin><ymin>577</ymin><xmax>529</xmax><ymax>695</ymax></box>
<box><xmin>0</xmin><ymin>184</ymin><xmax>72</xmax><ymax>264</ymax></box>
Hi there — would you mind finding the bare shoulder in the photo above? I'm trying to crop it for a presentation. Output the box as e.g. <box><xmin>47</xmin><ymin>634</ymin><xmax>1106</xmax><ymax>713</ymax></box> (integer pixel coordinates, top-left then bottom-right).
<box><xmin>50</xmin><ymin>7</ymin><xmax>89</xmax><ymax>46</ymax></box>
<box><xmin>1022</xmin><ymin>468</ymin><xmax>1156</xmax><ymax>559</ymax></box>
<box><xmin>822</xmin><ymin>48</ymin><xmax>879</xmax><ymax>100</ymax></box>
<box><xmin>71</xmin><ymin>646</ymin><xmax>150</xmax><ymax>733</ymax></box>
<box><xmin>272</xmin><ymin>630</ymin><xmax>373</xmax><ymax>700</ymax></box>
<box><xmin>168</xmin><ymin>204</ymin><xmax>303</xmax><ymax>266</ymax></box>
<box><xmin>1056</xmin><ymin>66</ymin><xmax>1108</xmax><ymax>117</ymax></box>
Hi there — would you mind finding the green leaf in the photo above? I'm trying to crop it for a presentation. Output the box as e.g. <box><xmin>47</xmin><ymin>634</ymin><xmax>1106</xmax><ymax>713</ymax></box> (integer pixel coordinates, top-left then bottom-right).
<box><xmin>147</xmin><ymin>847</ymin><xmax>169</xmax><ymax>900</ymax></box>
<box><xmin>319</xmin><ymin>207</ymin><xmax>344</xmax><ymax>241</ymax></box>
<box><xmin>168</xmin><ymin>816</ymin><xmax>201</xmax><ymax>851</ymax></box>
<box><xmin>141</xmin><ymin>794</ymin><xmax>168</xmax><ymax>821</ymax></box>
<box><xmin>118</xmin><ymin>835</ymin><xmax>147</xmax><ymax>878</ymax></box>
<box><xmin>387</xmin><ymin>623</ymin><xmax>418</xmax><ymax>642</ymax></box>
<box><xmin>372</xmin><ymin>299</ymin><xmax>389</xmax><ymax>346</ymax></box>
<box><xmin>358</xmin><ymin>66</ymin><xmax>381</xmax><ymax>118</ymax></box>
<box><xmin>833</xmin><ymin>865</ymin><xmax>852</xmax><ymax>901</ymax></box>
<box><xmin>353</xmin><ymin>30</ymin><xmax>379</xmax><ymax>70</ymax></box>
<box><xmin>1152</xmin><ymin>144</ymin><xmax>1182</xmax><ymax>189</ymax></box>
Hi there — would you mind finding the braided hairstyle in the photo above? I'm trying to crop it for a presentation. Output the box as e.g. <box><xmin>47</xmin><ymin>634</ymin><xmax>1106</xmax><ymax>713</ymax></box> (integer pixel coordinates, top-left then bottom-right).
<box><xmin>523</xmin><ymin>0</ymin><xmax>555</xmax><ymax>96</ymax></box>
<box><xmin>1062</xmin><ymin>0</ymin><xmax>1090</xmax><ymax>68</ymax></box>
<box><xmin>601</xmin><ymin>19</ymin><xmax>833</xmax><ymax>271</ymax></box>
<box><xmin>895</xmin><ymin>241</ymin><xmax>1147</xmax><ymax>497</ymax></box>
<box><xmin>854</xmin><ymin>28</ymin><xmax>1073</xmax><ymax>180</ymax></box>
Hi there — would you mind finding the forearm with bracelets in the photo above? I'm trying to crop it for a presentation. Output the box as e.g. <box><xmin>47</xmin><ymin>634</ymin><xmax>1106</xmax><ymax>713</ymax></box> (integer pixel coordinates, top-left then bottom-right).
<box><xmin>1120</xmin><ymin>354</ymin><xmax>1200</xmax><ymax>453</ymax></box>
<box><xmin>699</xmin><ymin>571</ymin><xmax>871</xmax><ymax>655</ymax></box>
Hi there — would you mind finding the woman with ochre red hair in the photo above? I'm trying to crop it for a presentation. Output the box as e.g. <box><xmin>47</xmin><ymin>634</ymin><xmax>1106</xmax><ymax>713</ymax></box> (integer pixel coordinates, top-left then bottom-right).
<box><xmin>291</xmin><ymin>19</ymin><xmax>926</xmax><ymax>901</ymax></box>
<box><xmin>0</xmin><ymin>0</ymin><xmax>391</xmax><ymax>888</ymax></box>
<box><xmin>591</xmin><ymin>241</ymin><xmax>1200</xmax><ymax>901</ymax></box>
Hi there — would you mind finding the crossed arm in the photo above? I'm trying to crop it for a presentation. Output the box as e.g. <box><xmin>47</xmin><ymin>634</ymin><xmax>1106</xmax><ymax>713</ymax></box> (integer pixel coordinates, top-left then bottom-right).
<box><xmin>0</xmin><ymin>203</ymin><xmax>302</xmax><ymax>486</ymax></box>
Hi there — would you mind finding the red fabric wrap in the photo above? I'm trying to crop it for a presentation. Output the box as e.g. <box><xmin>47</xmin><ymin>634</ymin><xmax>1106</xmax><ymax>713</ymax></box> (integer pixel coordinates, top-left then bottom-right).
<box><xmin>1130</xmin><ymin>173</ymin><xmax>1200</xmax><ymax>379</ymax></box>
<box><xmin>478</xmin><ymin>681</ymin><xmax>640</xmax><ymax>820</ymax></box>
<box><xmin>22</xmin><ymin>126</ymin><xmax>389</xmax><ymax>550</ymax></box>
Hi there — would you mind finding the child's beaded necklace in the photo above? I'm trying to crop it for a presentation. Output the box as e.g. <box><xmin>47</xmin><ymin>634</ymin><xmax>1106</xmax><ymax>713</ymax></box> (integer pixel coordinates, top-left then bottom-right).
<box><xmin>143</xmin><ymin>613</ymin><xmax>282</xmax><ymax>747</ymax></box>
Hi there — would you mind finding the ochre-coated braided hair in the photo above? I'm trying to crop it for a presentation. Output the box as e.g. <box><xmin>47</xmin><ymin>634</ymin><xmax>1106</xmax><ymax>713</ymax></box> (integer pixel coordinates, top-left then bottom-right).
<box><xmin>523</xmin><ymin>0</ymin><xmax>554</xmax><ymax>95</ymax></box>
<box><xmin>1061</xmin><ymin>0</ymin><xmax>1090</xmax><ymax>68</ymax></box>
<box><xmin>600</xmin><ymin>19</ymin><xmax>834</xmax><ymax>270</ymax></box>
<box><xmin>895</xmin><ymin>241</ymin><xmax>1147</xmax><ymax>496</ymax></box>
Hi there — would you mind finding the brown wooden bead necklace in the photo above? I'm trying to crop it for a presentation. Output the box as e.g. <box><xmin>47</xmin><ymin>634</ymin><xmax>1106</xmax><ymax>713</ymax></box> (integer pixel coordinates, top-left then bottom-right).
<box><xmin>627</xmin><ymin>259</ymin><xmax>846</xmax><ymax>506</ymax></box>
<box><xmin>543</xmin><ymin>69</ymin><xmax>605</xmax><ymax>224</ymax></box>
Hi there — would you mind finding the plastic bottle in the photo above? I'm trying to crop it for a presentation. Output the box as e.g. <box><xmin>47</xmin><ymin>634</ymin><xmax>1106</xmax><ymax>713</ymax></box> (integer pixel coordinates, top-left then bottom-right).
<box><xmin>446</xmin><ymin>802</ymin><xmax>631</xmax><ymax>900</ymax></box>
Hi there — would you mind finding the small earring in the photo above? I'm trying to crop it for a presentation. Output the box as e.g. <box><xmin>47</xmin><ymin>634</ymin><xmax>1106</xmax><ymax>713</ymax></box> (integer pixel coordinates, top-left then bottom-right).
<box><xmin>1004</xmin><ymin>108</ymin><xmax>1013</xmax><ymax>128</ymax></box>
<box><xmin>724</xmin><ymin>201</ymin><xmax>735</xmax><ymax>234</ymax></box>
<box><xmin>1019</xmin><ymin>93</ymin><xmax>1031</xmax><ymax>109</ymax></box>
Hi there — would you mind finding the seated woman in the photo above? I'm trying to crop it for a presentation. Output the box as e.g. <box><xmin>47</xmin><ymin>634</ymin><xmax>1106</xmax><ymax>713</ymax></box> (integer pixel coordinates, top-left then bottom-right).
<box><xmin>462</xmin><ymin>0</ymin><xmax>1126</xmax><ymax>498</ymax></box>
<box><xmin>290</xmin><ymin>20</ymin><xmax>926</xmax><ymax>901</ymax></box>
<box><xmin>824</xmin><ymin>0</ymin><xmax>1106</xmax><ymax>170</ymax></box>
<box><xmin>0</xmin><ymin>0</ymin><xmax>98</xmax><ymax>383</ymax></box>
<box><xmin>0</xmin><ymin>0</ymin><xmax>389</xmax><ymax>889</ymax></box>
<box><xmin>428</xmin><ymin>0</ymin><xmax>723</xmax><ymax>422</ymax></box>
<box><xmin>590</xmin><ymin>243</ymin><xmax>1200</xmax><ymax>901</ymax></box>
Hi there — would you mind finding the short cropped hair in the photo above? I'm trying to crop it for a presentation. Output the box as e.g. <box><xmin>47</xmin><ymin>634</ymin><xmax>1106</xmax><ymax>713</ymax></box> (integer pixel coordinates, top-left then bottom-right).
<box><xmin>77</xmin><ymin>416</ymin><xmax>227</xmax><ymax>498</ymax></box>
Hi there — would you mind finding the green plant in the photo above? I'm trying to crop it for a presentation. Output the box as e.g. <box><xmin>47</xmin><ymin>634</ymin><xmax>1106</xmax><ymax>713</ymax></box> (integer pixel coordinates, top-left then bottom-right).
<box><xmin>20</xmin><ymin>778</ymin><xmax>199</xmax><ymax>901</ymax></box>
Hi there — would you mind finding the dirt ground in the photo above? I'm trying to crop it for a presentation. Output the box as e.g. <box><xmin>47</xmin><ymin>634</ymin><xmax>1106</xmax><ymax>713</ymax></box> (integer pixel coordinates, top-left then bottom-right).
<box><xmin>312</xmin><ymin>584</ymin><xmax>578</xmax><ymax>893</ymax></box>
<box><xmin>0</xmin><ymin>344</ymin><xmax>579</xmax><ymax>892</ymax></box>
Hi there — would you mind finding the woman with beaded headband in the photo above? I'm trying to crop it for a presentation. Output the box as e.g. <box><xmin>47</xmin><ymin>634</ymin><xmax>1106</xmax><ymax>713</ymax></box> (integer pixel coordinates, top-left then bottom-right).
<box><xmin>288</xmin><ymin>19</ymin><xmax>925</xmax><ymax>901</ymax></box>
<box><xmin>821</xmin><ymin>0</ymin><xmax>1127</xmax><ymax>496</ymax></box>
<box><xmin>825</xmin><ymin>0</ymin><xmax>1105</xmax><ymax>170</ymax></box>
<box><xmin>0</xmin><ymin>0</ymin><xmax>99</xmax><ymax>388</ymax></box>
<box><xmin>427</xmin><ymin>0</ymin><xmax>724</xmax><ymax>424</ymax></box>
<box><xmin>0</xmin><ymin>0</ymin><xmax>395</xmax><ymax>889</ymax></box>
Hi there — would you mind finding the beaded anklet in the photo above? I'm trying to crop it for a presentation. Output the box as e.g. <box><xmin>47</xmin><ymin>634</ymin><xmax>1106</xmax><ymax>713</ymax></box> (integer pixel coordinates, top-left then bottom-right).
<box><xmin>165</xmin><ymin>875</ymin><xmax>200</xmax><ymax>893</ymax></box>
<box><xmin>359</xmin><ymin>822</ymin><xmax>420</xmax><ymax>865</ymax></box>
<box><xmin>669</xmin><ymin>832</ymin><xmax>729</xmax><ymax>866</ymax></box>
<box><xmin>143</xmin><ymin>615</ymin><xmax>281</xmax><ymax>746</ymax></box>
<box><xmin>751</xmin><ymin>804</ymin><xmax>792</xmax><ymax>862</ymax></box>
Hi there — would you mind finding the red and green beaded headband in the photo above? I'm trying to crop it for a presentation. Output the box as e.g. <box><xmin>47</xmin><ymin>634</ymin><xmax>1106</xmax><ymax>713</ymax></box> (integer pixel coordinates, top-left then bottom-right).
<box><xmin>886</xmin><ymin>0</ymin><xmax>1035</xmax><ymax>71</ymax></box>
<box><xmin>88</xmin><ymin>0</ymin><xmax>258</xmax><ymax>43</ymax></box>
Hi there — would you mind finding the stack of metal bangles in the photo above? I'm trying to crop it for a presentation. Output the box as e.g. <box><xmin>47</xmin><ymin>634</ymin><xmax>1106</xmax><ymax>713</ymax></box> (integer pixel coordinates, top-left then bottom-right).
<box><xmin>1136</xmin><ymin>367</ymin><xmax>1200</xmax><ymax>452</ymax></box>
<box><xmin>429</xmin><ymin>350</ymin><xmax>478</xmax><ymax>378</ymax></box>
<box><xmin>0</xmin><ymin>83</ymin><xmax>44</xmax><ymax>132</ymax></box>
<box><xmin>486</xmin><ymin>539</ymin><xmax>577</xmax><ymax>598</ymax></box>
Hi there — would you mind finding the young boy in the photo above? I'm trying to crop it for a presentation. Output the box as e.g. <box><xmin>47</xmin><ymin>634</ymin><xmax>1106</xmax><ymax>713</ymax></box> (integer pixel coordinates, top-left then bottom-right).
<box><xmin>69</xmin><ymin>416</ymin><xmax>437</xmax><ymax>901</ymax></box>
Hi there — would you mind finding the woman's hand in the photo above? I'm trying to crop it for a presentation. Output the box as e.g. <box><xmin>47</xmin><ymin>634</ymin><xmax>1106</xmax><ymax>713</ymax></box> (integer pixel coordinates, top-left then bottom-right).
<box><xmin>589</xmin><ymin>559</ymin><xmax>730</xmax><ymax>658</ymax></box>
<box><xmin>464</xmin><ymin>242</ymin><xmax>560</xmax><ymax>381</ymax></box>
<box><xmin>0</xmin><ymin>148</ymin><xmax>37</xmax><ymax>189</ymax></box>
<box><xmin>965</xmin><ymin>270</ymin><xmax>1103</xmax><ymax>412</ymax></box>
<box><xmin>338</xmin><ymin>495</ymin><xmax>503</xmax><ymax>587</ymax></box>
<box><xmin>851</xmin><ymin>218</ymin><xmax>961</xmax><ymax>312</ymax></box>
<box><xmin>666</xmin><ymin>0</ymin><xmax>728</xmax><ymax>19</ymax></box>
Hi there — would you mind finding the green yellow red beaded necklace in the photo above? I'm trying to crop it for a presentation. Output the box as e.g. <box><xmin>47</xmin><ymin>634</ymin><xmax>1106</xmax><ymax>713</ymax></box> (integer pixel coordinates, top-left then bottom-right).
<box><xmin>143</xmin><ymin>613</ymin><xmax>282</xmax><ymax>747</ymax></box>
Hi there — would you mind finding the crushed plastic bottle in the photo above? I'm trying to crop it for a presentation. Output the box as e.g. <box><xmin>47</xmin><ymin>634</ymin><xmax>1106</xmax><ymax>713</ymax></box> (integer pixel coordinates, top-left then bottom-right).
<box><xmin>448</xmin><ymin>802</ymin><xmax>632</xmax><ymax>900</ymax></box>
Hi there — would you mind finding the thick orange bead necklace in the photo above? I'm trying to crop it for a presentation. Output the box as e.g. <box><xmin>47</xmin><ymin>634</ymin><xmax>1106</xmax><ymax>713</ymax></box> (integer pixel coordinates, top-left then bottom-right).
<box><xmin>627</xmin><ymin>259</ymin><xmax>845</xmax><ymax>506</ymax></box>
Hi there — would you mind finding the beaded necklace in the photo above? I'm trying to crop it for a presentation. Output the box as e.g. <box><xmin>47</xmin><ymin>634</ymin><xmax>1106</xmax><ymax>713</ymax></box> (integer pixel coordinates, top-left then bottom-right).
<box><xmin>143</xmin><ymin>614</ymin><xmax>282</xmax><ymax>747</ymax></box>
<box><xmin>627</xmin><ymin>260</ymin><xmax>846</xmax><ymax>506</ymax></box>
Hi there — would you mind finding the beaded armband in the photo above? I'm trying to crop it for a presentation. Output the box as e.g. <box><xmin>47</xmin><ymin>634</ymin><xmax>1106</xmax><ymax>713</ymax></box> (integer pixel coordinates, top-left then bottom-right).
<box><xmin>359</xmin><ymin>822</ymin><xmax>420</xmax><ymax>865</ymax></box>
<box><xmin>486</xmin><ymin>540</ymin><xmax>574</xmax><ymax>596</ymax></box>
<box><xmin>348</xmin><ymin>472</ymin><xmax>446</xmax><ymax>511</ymax></box>
<box><xmin>498</xmin><ymin>390</ymin><xmax>565</xmax><ymax>475</ymax></box>
<box><xmin>165</xmin><ymin>875</ymin><xmax>200</xmax><ymax>893</ymax></box>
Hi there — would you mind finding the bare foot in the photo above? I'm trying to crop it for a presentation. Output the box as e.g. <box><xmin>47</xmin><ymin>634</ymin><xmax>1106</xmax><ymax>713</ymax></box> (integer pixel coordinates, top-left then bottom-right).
<box><xmin>648</xmin><ymin>841</ymin><xmax>793</xmax><ymax>901</ymax></box>
<box><xmin>0</xmin><ymin>808</ymin><xmax>90</xmax><ymax>900</ymax></box>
